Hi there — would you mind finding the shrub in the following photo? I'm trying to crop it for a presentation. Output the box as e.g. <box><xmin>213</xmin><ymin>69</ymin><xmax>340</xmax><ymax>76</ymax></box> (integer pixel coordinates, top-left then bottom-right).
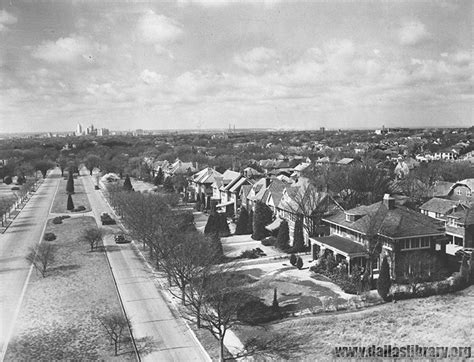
<box><xmin>237</xmin><ymin>299</ymin><xmax>281</xmax><ymax>325</ymax></box>
<box><xmin>235</xmin><ymin>207</ymin><xmax>250</xmax><ymax>235</ymax></box>
<box><xmin>377</xmin><ymin>256</ymin><xmax>391</xmax><ymax>301</ymax></box>
<box><xmin>11</xmin><ymin>186</ymin><xmax>20</xmax><ymax>191</ymax></box>
<box><xmin>61</xmin><ymin>215</ymin><xmax>71</xmax><ymax>219</ymax></box>
<box><xmin>4</xmin><ymin>176</ymin><xmax>12</xmax><ymax>185</ymax></box>
<box><xmin>217</xmin><ymin>213</ymin><xmax>230</xmax><ymax>237</ymax></box>
<box><xmin>44</xmin><ymin>232</ymin><xmax>56</xmax><ymax>241</ymax></box>
<box><xmin>296</xmin><ymin>256</ymin><xmax>303</xmax><ymax>269</ymax></box>
<box><xmin>240</xmin><ymin>249</ymin><xmax>260</xmax><ymax>259</ymax></box>
<box><xmin>261</xmin><ymin>236</ymin><xmax>276</xmax><ymax>246</ymax></box>
<box><xmin>73</xmin><ymin>205</ymin><xmax>86</xmax><ymax>212</ymax></box>
<box><xmin>290</xmin><ymin>253</ymin><xmax>297</xmax><ymax>266</ymax></box>
<box><xmin>276</xmin><ymin>219</ymin><xmax>290</xmax><ymax>250</ymax></box>
<box><xmin>52</xmin><ymin>217</ymin><xmax>63</xmax><ymax>224</ymax></box>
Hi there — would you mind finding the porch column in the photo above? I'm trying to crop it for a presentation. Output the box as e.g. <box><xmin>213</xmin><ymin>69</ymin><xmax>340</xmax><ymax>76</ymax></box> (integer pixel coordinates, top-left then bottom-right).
<box><xmin>347</xmin><ymin>256</ymin><xmax>351</xmax><ymax>275</ymax></box>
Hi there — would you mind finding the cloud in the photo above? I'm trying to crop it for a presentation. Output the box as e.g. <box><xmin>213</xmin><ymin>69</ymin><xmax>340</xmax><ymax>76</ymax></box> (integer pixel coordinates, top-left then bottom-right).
<box><xmin>32</xmin><ymin>35</ymin><xmax>98</xmax><ymax>64</ymax></box>
<box><xmin>137</xmin><ymin>10</ymin><xmax>183</xmax><ymax>45</ymax></box>
<box><xmin>398</xmin><ymin>20</ymin><xmax>430</xmax><ymax>46</ymax></box>
<box><xmin>177</xmin><ymin>0</ymin><xmax>281</xmax><ymax>7</ymax></box>
<box><xmin>234</xmin><ymin>47</ymin><xmax>278</xmax><ymax>73</ymax></box>
<box><xmin>0</xmin><ymin>9</ymin><xmax>17</xmax><ymax>32</ymax></box>
<box><xmin>140</xmin><ymin>69</ymin><xmax>164</xmax><ymax>85</ymax></box>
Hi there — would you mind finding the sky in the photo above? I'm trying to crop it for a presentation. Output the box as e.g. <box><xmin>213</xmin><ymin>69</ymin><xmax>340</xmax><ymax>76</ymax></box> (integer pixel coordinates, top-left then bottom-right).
<box><xmin>0</xmin><ymin>0</ymin><xmax>472</xmax><ymax>133</ymax></box>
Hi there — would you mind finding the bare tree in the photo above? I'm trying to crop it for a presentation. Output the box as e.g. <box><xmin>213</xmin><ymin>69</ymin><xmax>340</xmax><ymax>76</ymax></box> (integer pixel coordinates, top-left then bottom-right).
<box><xmin>82</xmin><ymin>227</ymin><xmax>103</xmax><ymax>251</ymax></box>
<box><xmin>97</xmin><ymin>312</ymin><xmax>131</xmax><ymax>356</ymax></box>
<box><xmin>26</xmin><ymin>243</ymin><xmax>56</xmax><ymax>277</ymax></box>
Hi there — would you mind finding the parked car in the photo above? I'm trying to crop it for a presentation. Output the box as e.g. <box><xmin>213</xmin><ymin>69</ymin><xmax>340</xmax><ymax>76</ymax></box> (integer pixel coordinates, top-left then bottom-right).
<box><xmin>100</xmin><ymin>212</ymin><xmax>116</xmax><ymax>225</ymax></box>
<box><xmin>114</xmin><ymin>234</ymin><xmax>130</xmax><ymax>244</ymax></box>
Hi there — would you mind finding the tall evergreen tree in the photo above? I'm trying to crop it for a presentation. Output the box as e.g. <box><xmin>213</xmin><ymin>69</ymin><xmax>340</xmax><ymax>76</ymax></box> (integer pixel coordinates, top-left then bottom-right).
<box><xmin>251</xmin><ymin>201</ymin><xmax>273</xmax><ymax>240</ymax></box>
<box><xmin>163</xmin><ymin>177</ymin><xmax>174</xmax><ymax>192</ymax></box>
<box><xmin>204</xmin><ymin>212</ymin><xmax>218</xmax><ymax>235</ymax></box>
<box><xmin>377</xmin><ymin>256</ymin><xmax>391</xmax><ymax>301</ymax></box>
<box><xmin>272</xmin><ymin>288</ymin><xmax>279</xmax><ymax>311</ymax></box>
<box><xmin>123</xmin><ymin>175</ymin><xmax>133</xmax><ymax>192</ymax></box>
<box><xmin>217</xmin><ymin>213</ymin><xmax>230</xmax><ymax>237</ymax></box>
<box><xmin>66</xmin><ymin>171</ymin><xmax>74</xmax><ymax>194</ymax></box>
<box><xmin>154</xmin><ymin>168</ymin><xmax>164</xmax><ymax>186</ymax></box>
<box><xmin>293</xmin><ymin>217</ymin><xmax>305</xmax><ymax>252</ymax></box>
<box><xmin>235</xmin><ymin>207</ymin><xmax>250</xmax><ymax>235</ymax></box>
<box><xmin>276</xmin><ymin>219</ymin><xmax>290</xmax><ymax>250</ymax></box>
<box><xmin>248</xmin><ymin>209</ymin><xmax>254</xmax><ymax>234</ymax></box>
<box><xmin>67</xmin><ymin>194</ymin><xmax>74</xmax><ymax>211</ymax></box>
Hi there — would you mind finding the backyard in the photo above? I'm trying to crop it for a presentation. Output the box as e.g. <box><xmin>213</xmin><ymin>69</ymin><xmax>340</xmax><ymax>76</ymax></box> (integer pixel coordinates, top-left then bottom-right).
<box><xmin>5</xmin><ymin>216</ymin><xmax>135</xmax><ymax>360</ymax></box>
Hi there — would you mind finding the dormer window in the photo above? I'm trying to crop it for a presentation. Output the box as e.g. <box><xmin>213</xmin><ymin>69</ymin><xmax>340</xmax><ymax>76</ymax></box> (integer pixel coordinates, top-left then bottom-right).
<box><xmin>345</xmin><ymin>213</ymin><xmax>356</xmax><ymax>222</ymax></box>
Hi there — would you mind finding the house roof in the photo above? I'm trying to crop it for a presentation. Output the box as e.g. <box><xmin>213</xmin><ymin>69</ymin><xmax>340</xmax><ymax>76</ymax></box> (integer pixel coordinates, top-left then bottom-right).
<box><xmin>450</xmin><ymin>179</ymin><xmax>474</xmax><ymax>194</ymax></box>
<box><xmin>240</xmin><ymin>185</ymin><xmax>252</xmax><ymax>199</ymax></box>
<box><xmin>312</xmin><ymin>235</ymin><xmax>368</xmax><ymax>257</ymax></box>
<box><xmin>447</xmin><ymin>208</ymin><xmax>474</xmax><ymax>225</ymax></box>
<box><xmin>431</xmin><ymin>181</ymin><xmax>453</xmax><ymax>197</ymax></box>
<box><xmin>229</xmin><ymin>176</ymin><xmax>250</xmax><ymax>193</ymax></box>
<box><xmin>293</xmin><ymin>162</ymin><xmax>311</xmax><ymax>172</ymax></box>
<box><xmin>420</xmin><ymin>198</ymin><xmax>461</xmax><ymax>215</ymax></box>
<box><xmin>247</xmin><ymin>178</ymin><xmax>269</xmax><ymax>201</ymax></box>
<box><xmin>323</xmin><ymin>201</ymin><xmax>445</xmax><ymax>239</ymax></box>
<box><xmin>337</xmin><ymin>158</ymin><xmax>355</xmax><ymax>165</ymax></box>
<box><xmin>192</xmin><ymin>167</ymin><xmax>223</xmax><ymax>184</ymax></box>
<box><xmin>263</xmin><ymin>179</ymin><xmax>289</xmax><ymax>207</ymax></box>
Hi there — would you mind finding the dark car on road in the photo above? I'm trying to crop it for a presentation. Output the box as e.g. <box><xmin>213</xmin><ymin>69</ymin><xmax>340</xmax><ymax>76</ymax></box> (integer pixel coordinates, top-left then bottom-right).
<box><xmin>101</xmin><ymin>212</ymin><xmax>116</xmax><ymax>225</ymax></box>
<box><xmin>114</xmin><ymin>234</ymin><xmax>131</xmax><ymax>244</ymax></box>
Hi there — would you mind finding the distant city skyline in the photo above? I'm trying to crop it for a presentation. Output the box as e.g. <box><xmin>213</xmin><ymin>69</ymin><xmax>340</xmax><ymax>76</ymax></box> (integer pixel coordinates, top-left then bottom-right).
<box><xmin>0</xmin><ymin>1</ymin><xmax>472</xmax><ymax>133</ymax></box>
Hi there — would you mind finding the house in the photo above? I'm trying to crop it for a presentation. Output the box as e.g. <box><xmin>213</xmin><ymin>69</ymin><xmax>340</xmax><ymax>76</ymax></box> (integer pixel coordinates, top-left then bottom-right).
<box><xmin>434</xmin><ymin>149</ymin><xmax>459</xmax><ymax>161</ymax></box>
<box><xmin>337</xmin><ymin>158</ymin><xmax>358</xmax><ymax>166</ymax></box>
<box><xmin>188</xmin><ymin>168</ymin><xmax>222</xmax><ymax>210</ymax></box>
<box><xmin>277</xmin><ymin>181</ymin><xmax>332</xmax><ymax>246</ymax></box>
<box><xmin>419</xmin><ymin>198</ymin><xmax>464</xmax><ymax>221</ymax></box>
<box><xmin>212</xmin><ymin>170</ymin><xmax>248</xmax><ymax>215</ymax></box>
<box><xmin>446</xmin><ymin>179</ymin><xmax>474</xmax><ymax>204</ymax></box>
<box><xmin>245</xmin><ymin>177</ymin><xmax>272</xmax><ymax>211</ymax></box>
<box><xmin>445</xmin><ymin>208</ymin><xmax>474</xmax><ymax>249</ymax></box>
<box><xmin>291</xmin><ymin>162</ymin><xmax>311</xmax><ymax>179</ymax></box>
<box><xmin>312</xmin><ymin>194</ymin><xmax>447</xmax><ymax>281</ymax></box>
<box><xmin>166</xmin><ymin>159</ymin><xmax>196</xmax><ymax>177</ymax></box>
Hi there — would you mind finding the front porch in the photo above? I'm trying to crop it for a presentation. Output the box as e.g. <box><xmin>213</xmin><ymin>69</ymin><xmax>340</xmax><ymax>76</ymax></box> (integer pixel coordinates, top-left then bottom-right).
<box><xmin>311</xmin><ymin>235</ymin><xmax>369</xmax><ymax>275</ymax></box>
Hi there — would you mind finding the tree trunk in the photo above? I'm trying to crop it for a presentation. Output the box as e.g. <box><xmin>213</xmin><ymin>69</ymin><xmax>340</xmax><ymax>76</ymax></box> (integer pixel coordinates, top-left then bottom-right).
<box><xmin>219</xmin><ymin>337</ymin><xmax>225</xmax><ymax>362</ymax></box>
<box><xmin>90</xmin><ymin>169</ymin><xmax>93</xmax><ymax>176</ymax></box>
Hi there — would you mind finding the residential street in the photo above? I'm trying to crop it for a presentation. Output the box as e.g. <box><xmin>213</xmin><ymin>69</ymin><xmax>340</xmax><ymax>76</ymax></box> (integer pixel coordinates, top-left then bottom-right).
<box><xmin>82</xmin><ymin>172</ymin><xmax>210</xmax><ymax>362</ymax></box>
<box><xmin>0</xmin><ymin>170</ymin><xmax>61</xmax><ymax>360</ymax></box>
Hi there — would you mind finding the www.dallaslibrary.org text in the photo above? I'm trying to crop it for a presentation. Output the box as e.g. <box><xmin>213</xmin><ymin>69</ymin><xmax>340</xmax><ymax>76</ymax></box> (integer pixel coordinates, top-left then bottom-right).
<box><xmin>333</xmin><ymin>345</ymin><xmax>472</xmax><ymax>358</ymax></box>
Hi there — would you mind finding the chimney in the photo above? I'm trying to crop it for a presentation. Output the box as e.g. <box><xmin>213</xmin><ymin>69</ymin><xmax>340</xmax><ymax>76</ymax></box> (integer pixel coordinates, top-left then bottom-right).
<box><xmin>383</xmin><ymin>194</ymin><xmax>395</xmax><ymax>210</ymax></box>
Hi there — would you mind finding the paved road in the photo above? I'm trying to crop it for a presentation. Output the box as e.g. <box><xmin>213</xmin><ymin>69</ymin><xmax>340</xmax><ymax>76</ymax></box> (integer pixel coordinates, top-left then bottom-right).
<box><xmin>0</xmin><ymin>170</ymin><xmax>61</xmax><ymax>360</ymax></box>
<box><xmin>82</xmin><ymin>173</ymin><xmax>210</xmax><ymax>362</ymax></box>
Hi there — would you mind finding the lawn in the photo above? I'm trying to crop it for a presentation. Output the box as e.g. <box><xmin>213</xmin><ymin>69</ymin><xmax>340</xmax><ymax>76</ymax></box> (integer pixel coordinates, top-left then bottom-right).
<box><xmin>235</xmin><ymin>285</ymin><xmax>474</xmax><ymax>359</ymax></box>
<box><xmin>5</xmin><ymin>216</ymin><xmax>135</xmax><ymax>360</ymax></box>
<box><xmin>50</xmin><ymin>176</ymin><xmax>91</xmax><ymax>214</ymax></box>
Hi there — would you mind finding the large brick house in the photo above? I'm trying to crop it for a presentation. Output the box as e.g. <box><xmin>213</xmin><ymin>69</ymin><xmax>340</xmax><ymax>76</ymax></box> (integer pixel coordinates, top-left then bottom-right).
<box><xmin>188</xmin><ymin>168</ymin><xmax>222</xmax><ymax>210</ymax></box>
<box><xmin>312</xmin><ymin>194</ymin><xmax>447</xmax><ymax>282</ymax></box>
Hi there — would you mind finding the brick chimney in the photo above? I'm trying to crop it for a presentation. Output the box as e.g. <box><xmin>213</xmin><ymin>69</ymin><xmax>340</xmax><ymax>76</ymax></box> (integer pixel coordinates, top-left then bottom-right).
<box><xmin>265</xmin><ymin>177</ymin><xmax>271</xmax><ymax>188</ymax></box>
<box><xmin>383</xmin><ymin>194</ymin><xmax>395</xmax><ymax>210</ymax></box>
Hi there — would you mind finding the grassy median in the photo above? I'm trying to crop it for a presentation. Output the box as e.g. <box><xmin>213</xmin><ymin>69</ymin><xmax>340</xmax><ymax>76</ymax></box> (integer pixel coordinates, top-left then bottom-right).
<box><xmin>50</xmin><ymin>176</ymin><xmax>91</xmax><ymax>214</ymax></box>
<box><xmin>5</xmin><ymin>216</ymin><xmax>135</xmax><ymax>360</ymax></box>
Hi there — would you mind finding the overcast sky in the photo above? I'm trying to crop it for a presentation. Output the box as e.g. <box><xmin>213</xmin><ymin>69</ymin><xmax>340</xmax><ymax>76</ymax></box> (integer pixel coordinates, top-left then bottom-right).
<box><xmin>0</xmin><ymin>0</ymin><xmax>472</xmax><ymax>133</ymax></box>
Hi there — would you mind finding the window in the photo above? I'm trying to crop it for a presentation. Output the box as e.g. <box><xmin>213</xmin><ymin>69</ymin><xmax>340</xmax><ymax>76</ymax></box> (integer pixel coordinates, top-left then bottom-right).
<box><xmin>412</xmin><ymin>238</ymin><xmax>420</xmax><ymax>248</ymax></box>
<box><xmin>457</xmin><ymin>189</ymin><xmax>462</xmax><ymax>195</ymax></box>
<box><xmin>467</xmin><ymin>190</ymin><xmax>472</xmax><ymax>197</ymax></box>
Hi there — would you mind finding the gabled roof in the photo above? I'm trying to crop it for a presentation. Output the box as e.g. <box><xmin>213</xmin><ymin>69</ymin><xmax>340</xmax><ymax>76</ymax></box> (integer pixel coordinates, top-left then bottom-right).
<box><xmin>450</xmin><ymin>179</ymin><xmax>474</xmax><ymax>194</ymax></box>
<box><xmin>192</xmin><ymin>167</ymin><xmax>223</xmax><ymax>184</ymax></box>
<box><xmin>293</xmin><ymin>162</ymin><xmax>311</xmax><ymax>172</ymax></box>
<box><xmin>262</xmin><ymin>179</ymin><xmax>289</xmax><ymax>207</ymax></box>
<box><xmin>337</xmin><ymin>158</ymin><xmax>356</xmax><ymax>165</ymax></box>
<box><xmin>240</xmin><ymin>185</ymin><xmax>252</xmax><ymax>199</ymax></box>
<box><xmin>323</xmin><ymin>201</ymin><xmax>445</xmax><ymax>239</ymax></box>
<box><xmin>247</xmin><ymin>178</ymin><xmax>268</xmax><ymax>201</ymax></box>
<box><xmin>420</xmin><ymin>198</ymin><xmax>461</xmax><ymax>215</ymax></box>
<box><xmin>229</xmin><ymin>176</ymin><xmax>251</xmax><ymax>193</ymax></box>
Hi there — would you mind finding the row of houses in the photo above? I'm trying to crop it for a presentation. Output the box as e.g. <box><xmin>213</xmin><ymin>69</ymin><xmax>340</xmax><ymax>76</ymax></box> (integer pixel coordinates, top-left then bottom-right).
<box><xmin>187</xmin><ymin>163</ymin><xmax>473</xmax><ymax>282</ymax></box>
